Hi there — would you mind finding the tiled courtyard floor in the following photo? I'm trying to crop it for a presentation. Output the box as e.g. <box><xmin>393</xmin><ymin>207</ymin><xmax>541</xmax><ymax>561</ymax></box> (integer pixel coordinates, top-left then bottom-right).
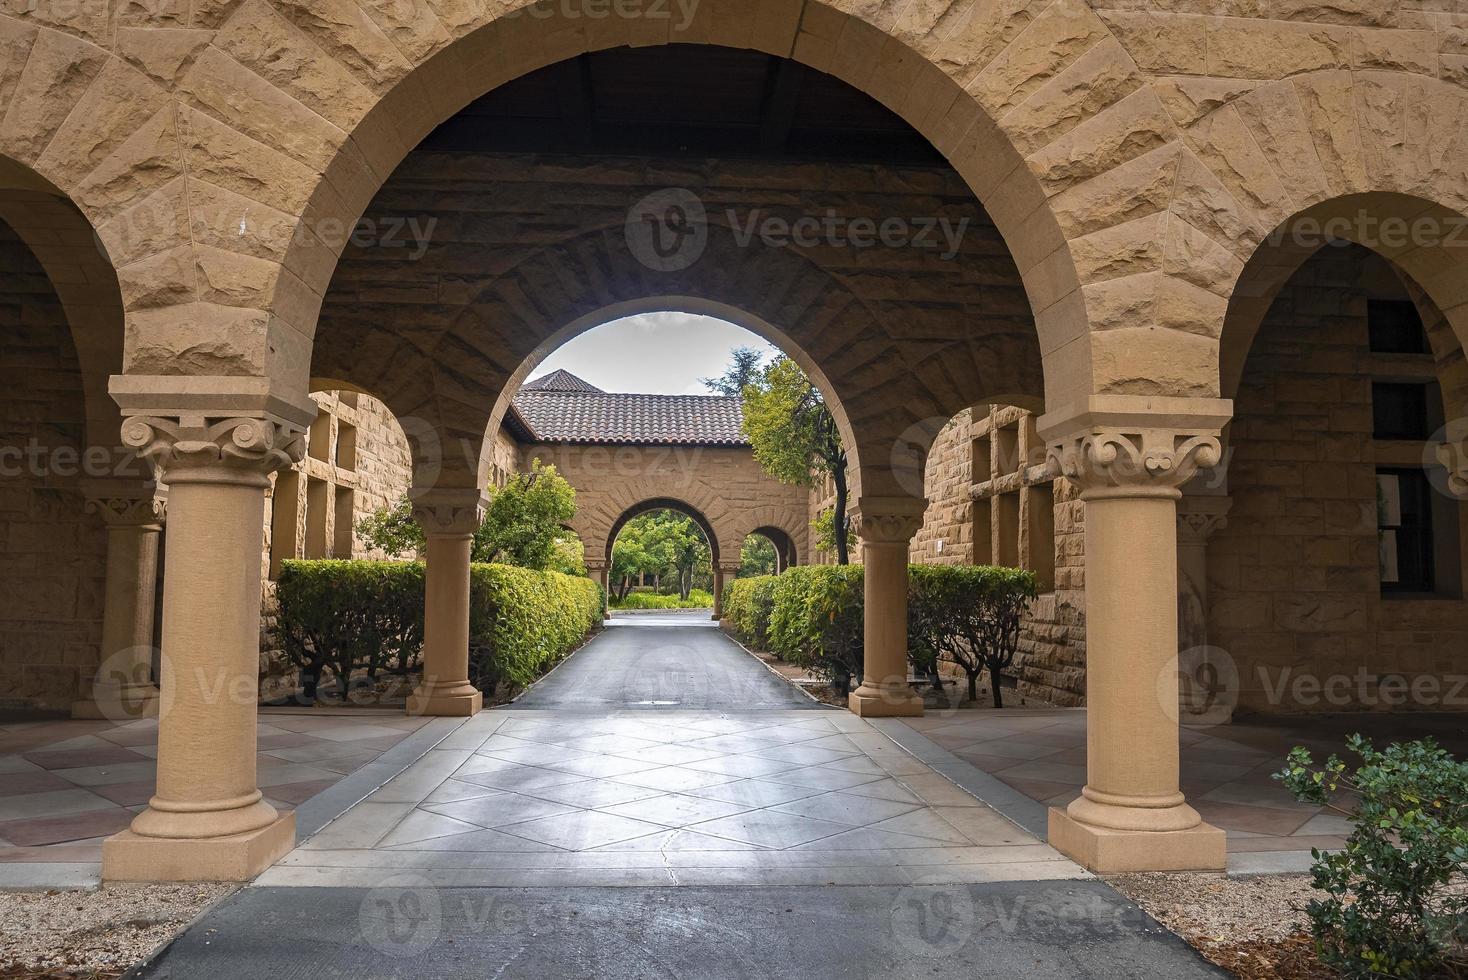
<box><xmin>899</xmin><ymin>707</ymin><xmax>1468</xmax><ymax>871</ymax></box>
<box><xmin>0</xmin><ymin>708</ymin><xmax>431</xmax><ymax>879</ymax></box>
<box><xmin>266</xmin><ymin>621</ymin><xmax>1084</xmax><ymax>887</ymax></box>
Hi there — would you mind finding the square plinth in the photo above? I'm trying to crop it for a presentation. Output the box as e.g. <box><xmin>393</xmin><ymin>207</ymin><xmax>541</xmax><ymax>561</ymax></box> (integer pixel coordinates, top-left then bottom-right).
<box><xmin>407</xmin><ymin>689</ymin><xmax>483</xmax><ymax>717</ymax></box>
<box><xmin>1048</xmin><ymin>807</ymin><xmax>1227</xmax><ymax>873</ymax></box>
<box><xmin>103</xmin><ymin>813</ymin><xmax>296</xmax><ymax>882</ymax></box>
<box><xmin>847</xmin><ymin>689</ymin><xmax>924</xmax><ymax>718</ymax></box>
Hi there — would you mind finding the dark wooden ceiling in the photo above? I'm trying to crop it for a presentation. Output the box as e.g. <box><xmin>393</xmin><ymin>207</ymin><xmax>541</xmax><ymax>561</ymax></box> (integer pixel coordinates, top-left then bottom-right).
<box><xmin>419</xmin><ymin>45</ymin><xmax>947</xmax><ymax>166</ymax></box>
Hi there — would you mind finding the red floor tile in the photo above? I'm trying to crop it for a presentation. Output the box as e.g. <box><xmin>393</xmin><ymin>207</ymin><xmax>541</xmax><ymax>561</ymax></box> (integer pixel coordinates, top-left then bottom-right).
<box><xmin>0</xmin><ymin>806</ymin><xmax>136</xmax><ymax>845</ymax></box>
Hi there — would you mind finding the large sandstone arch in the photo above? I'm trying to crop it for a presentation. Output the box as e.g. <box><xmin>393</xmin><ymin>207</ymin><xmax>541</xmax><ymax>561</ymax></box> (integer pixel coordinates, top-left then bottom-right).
<box><xmin>588</xmin><ymin>489</ymin><xmax>733</xmax><ymax>568</ymax></box>
<box><xmin>1220</xmin><ymin>192</ymin><xmax>1468</xmax><ymax>401</ymax></box>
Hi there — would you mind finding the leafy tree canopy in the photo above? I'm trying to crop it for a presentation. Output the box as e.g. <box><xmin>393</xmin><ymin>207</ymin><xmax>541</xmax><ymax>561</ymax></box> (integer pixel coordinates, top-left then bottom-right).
<box><xmin>356</xmin><ymin>458</ymin><xmax>578</xmax><ymax>571</ymax></box>
<box><xmin>740</xmin><ymin>355</ymin><xmax>851</xmax><ymax>562</ymax></box>
<box><xmin>610</xmin><ymin>509</ymin><xmax>711</xmax><ymax>600</ymax></box>
<box><xmin>700</xmin><ymin>345</ymin><xmax>765</xmax><ymax>396</ymax></box>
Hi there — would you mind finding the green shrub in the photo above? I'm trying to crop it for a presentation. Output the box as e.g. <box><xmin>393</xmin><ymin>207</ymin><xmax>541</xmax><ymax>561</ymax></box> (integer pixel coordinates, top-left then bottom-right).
<box><xmin>768</xmin><ymin>565</ymin><xmax>864</xmax><ymax>693</ymax></box>
<box><xmin>724</xmin><ymin>575</ymin><xmax>778</xmax><ymax>649</ymax></box>
<box><xmin>610</xmin><ymin>589</ymin><xmax>713</xmax><ymax>610</ymax></box>
<box><xmin>1277</xmin><ymin>736</ymin><xmax>1468</xmax><ymax>979</ymax></box>
<box><xmin>275</xmin><ymin>560</ymin><xmax>425</xmax><ymax>702</ymax></box>
<box><xmin>908</xmin><ymin>565</ymin><xmax>1039</xmax><ymax>706</ymax></box>
<box><xmin>275</xmin><ymin>559</ymin><xmax>600</xmax><ymax>702</ymax></box>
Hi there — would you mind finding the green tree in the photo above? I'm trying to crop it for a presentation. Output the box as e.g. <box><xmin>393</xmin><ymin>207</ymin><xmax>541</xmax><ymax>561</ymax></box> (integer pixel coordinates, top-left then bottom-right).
<box><xmin>701</xmin><ymin>345</ymin><xmax>764</xmax><ymax>396</ymax></box>
<box><xmin>610</xmin><ymin>510</ymin><xmax>711</xmax><ymax>600</ymax></box>
<box><xmin>740</xmin><ymin>534</ymin><xmax>778</xmax><ymax>577</ymax></box>
<box><xmin>741</xmin><ymin>356</ymin><xmax>851</xmax><ymax>563</ymax></box>
<box><xmin>356</xmin><ymin>459</ymin><xmax>578</xmax><ymax>571</ymax></box>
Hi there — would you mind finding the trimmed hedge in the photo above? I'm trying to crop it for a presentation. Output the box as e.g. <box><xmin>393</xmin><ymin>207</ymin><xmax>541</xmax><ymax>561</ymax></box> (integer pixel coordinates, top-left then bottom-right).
<box><xmin>276</xmin><ymin>559</ymin><xmax>602</xmax><ymax>702</ymax></box>
<box><xmin>724</xmin><ymin>563</ymin><xmax>1038</xmax><ymax>703</ymax></box>
<box><xmin>723</xmin><ymin>575</ymin><xmax>778</xmax><ymax>648</ymax></box>
<box><xmin>611</xmin><ymin>589</ymin><xmax>714</xmax><ymax>610</ymax></box>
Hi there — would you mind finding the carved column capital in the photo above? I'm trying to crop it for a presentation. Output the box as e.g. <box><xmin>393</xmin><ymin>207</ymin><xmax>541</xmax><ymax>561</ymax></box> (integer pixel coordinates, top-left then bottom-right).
<box><xmin>411</xmin><ymin>488</ymin><xmax>485</xmax><ymax>537</ymax></box>
<box><xmin>717</xmin><ymin>560</ymin><xmax>743</xmax><ymax>574</ymax></box>
<box><xmin>1048</xmin><ymin>429</ymin><xmax>1223</xmax><ymax>500</ymax></box>
<box><xmin>86</xmin><ymin>493</ymin><xmax>167</xmax><ymax>528</ymax></box>
<box><xmin>120</xmin><ymin>415</ymin><xmax>305</xmax><ymax>487</ymax></box>
<box><xmin>855</xmin><ymin>496</ymin><xmax>927</xmax><ymax>544</ymax></box>
<box><xmin>1177</xmin><ymin>496</ymin><xmax>1232</xmax><ymax>545</ymax></box>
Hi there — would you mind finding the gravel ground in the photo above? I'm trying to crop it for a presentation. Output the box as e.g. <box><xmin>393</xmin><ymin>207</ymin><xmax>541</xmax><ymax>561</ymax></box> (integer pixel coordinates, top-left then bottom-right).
<box><xmin>1112</xmin><ymin>873</ymin><xmax>1337</xmax><ymax>979</ymax></box>
<box><xmin>0</xmin><ymin>884</ymin><xmax>235</xmax><ymax>978</ymax></box>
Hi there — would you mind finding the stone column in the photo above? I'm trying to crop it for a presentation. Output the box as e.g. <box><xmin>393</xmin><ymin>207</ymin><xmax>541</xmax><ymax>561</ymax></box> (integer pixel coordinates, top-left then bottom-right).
<box><xmin>407</xmin><ymin>489</ymin><xmax>484</xmax><ymax>717</ymax></box>
<box><xmin>712</xmin><ymin>561</ymin><xmax>740</xmax><ymax>621</ymax></box>
<box><xmin>1177</xmin><ymin>496</ymin><xmax>1235</xmax><ymax>726</ymax></box>
<box><xmin>585</xmin><ymin>560</ymin><xmax>610</xmax><ymax>619</ymax></box>
<box><xmin>72</xmin><ymin>483</ymin><xmax>166</xmax><ymax>721</ymax></box>
<box><xmin>847</xmin><ymin>496</ymin><xmax>927</xmax><ymax>718</ymax></box>
<box><xmin>102</xmin><ymin>415</ymin><xmax>305</xmax><ymax>882</ymax></box>
<box><xmin>1042</xmin><ymin>413</ymin><xmax>1230</xmax><ymax>873</ymax></box>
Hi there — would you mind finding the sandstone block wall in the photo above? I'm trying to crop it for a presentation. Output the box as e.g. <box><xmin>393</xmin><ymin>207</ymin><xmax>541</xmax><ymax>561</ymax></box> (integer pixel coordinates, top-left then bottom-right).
<box><xmin>522</xmin><ymin>441</ymin><xmax>810</xmax><ymax>568</ymax></box>
<box><xmin>0</xmin><ymin>220</ymin><xmax>105</xmax><ymax>710</ymax></box>
<box><xmin>1211</xmin><ymin>244</ymin><xmax>1468</xmax><ymax>714</ymax></box>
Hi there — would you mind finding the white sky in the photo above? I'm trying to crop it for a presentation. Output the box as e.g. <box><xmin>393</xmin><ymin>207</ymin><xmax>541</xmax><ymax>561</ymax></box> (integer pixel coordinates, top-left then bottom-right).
<box><xmin>526</xmin><ymin>312</ymin><xmax>779</xmax><ymax>395</ymax></box>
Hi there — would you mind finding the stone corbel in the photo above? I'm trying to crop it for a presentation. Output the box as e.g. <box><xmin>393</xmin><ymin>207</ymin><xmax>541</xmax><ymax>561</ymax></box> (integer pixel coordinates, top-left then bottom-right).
<box><xmin>411</xmin><ymin>488</ymin><xmax>486</xmax><ymax>537</ymax></box>
<box><xmin>855</xmin><ymin>496</ymin><xmax>928</xmax><ymax>544</ymax></box>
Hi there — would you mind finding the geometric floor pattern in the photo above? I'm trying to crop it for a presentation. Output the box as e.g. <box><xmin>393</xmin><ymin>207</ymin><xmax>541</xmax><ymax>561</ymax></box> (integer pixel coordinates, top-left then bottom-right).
<box><xmin>0</xmin><ymin>710</ymin><xmax>430</xmax><ymax>866</ymax></box>
<box><xmin>901</xmin><ymin>707</ymin><xmax>1468</xmax><ymax>866</ymax></box>
<box><xmin>264</xmin><ymin>707</ymin><xmax>1086</xmax><ymax>887</ymax></box>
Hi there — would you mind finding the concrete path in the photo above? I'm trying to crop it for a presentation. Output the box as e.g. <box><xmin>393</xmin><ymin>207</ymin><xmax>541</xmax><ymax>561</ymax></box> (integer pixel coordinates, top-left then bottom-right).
<box><xmin>131</xmin><ymin>622</ymin><xmax>1222</xmax><ymax>977</ymax></box>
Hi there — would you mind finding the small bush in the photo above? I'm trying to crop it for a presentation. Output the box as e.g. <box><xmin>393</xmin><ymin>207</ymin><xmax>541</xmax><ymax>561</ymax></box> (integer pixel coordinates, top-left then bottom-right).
<box><xmin>275</xmin><ymin>560</ymin><xmax>424</xmax><ymax>702</ymax></box>
<box><xmin>725</xmin><ymin>575</ymin><xmax>778</xmax><ymax>649</ymax></box>
<box><xmin>908</xmin><ymin>565</ymin><xmax>1039</xmax><ymax>706</ymax></box>
<box><xmin>610</xmin><ymin>589</ymin><xmax>713</xmax><ymax>610</ymax></box>
<box><xmin>276</xmin><ymin>559</ymin><xmax>600</xmax><ymax>702</ymax></box>
<box><xmin>768</xmin><ymin>565</ymin><xmax>865</xmax><ymax>693</ymax></box>
<box><xmin>1277</xmin><ymin>736</ymin><xmax>1468</xmax><ymax>979</ymax></box>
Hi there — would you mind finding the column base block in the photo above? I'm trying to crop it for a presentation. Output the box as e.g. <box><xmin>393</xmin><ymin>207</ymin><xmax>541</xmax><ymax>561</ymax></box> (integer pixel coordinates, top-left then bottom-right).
<box><xmin>102</xmin><ymin>813</ymin><xmax>295</xmax><ymax>882</ymax></box>
<box><xmin>406</xmin><ymin>689</ymin><xmax>483</xmax><ymax>717</ymax></box>
<box><xmin>70</xmin><ymin>693</ymin><xmax>160</xmax><ymax>721</ymax></box>
<box><xmin>1048</xmin><ymin>807</ymin><xmax>1226</xmax><ymax>873</ymax></box>
<box><xmin>847</xmin><ymin>688</ymin><xmax>924</xmax><ymax>718</ymax></box>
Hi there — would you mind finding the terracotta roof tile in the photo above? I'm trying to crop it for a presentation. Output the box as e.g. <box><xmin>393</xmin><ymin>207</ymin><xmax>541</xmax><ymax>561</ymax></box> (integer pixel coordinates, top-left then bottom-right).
<box><xmin>512</xmin><ymin>372</ymin><xmax>746</xmax><ymax>445</ymax></box>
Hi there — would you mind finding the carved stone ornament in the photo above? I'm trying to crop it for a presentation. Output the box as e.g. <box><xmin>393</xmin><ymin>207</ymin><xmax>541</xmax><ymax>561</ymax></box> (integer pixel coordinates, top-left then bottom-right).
<box><xmin>855</xmin><ymin>496</ymin><xmax>928</xmax><ymax>544</ymax></box>
<box><xmin>120</xmin><ymin>415</ymin><xmax>306</xmax><ymax>482</ymax></box>
<box><xmin>1048</xmin><ymin>429</ymin><xmax>1223</xmax><ymax>498</ymax></box>
<box><xmin>86</xmin><ymin>494</ymin><xmax>167</xmax><ymax>527</ymax></box>
<box><xmin>1437</xmin><ymin>436</ymin><xmax>1468</xmax><ymax>497</ymax></box>
<box><xmin>411</xmin><ymin>489</ymin><xmax>485</xmax><ymax>536</ymax></box>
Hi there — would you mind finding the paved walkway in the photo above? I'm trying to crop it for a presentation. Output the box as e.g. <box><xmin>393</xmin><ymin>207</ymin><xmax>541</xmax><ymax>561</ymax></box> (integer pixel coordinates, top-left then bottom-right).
<box><xmin>136</xmin><ymin>621</ymin><xmax>1222</xmax><ymax>978</ymax></box>
<box><xmin>262</xmin><ymin>621</ymin><xmax>1079</xmax><ymax>888</ymax></box>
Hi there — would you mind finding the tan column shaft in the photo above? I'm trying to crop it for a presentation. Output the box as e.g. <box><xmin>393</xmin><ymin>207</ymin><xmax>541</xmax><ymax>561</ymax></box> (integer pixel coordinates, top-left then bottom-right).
<box><xmin>134</xmin><ymin>468</ymin><xmax>277</xmax><ymax>839</ymax></box>
<box><xmin>408</xmin><ymin>491</ymin><xmax>483</xmax><ymax>717</ymax></box>
<box><xmin>847</xmin><ymin>497</ymin><xmax>925</xmax><ymax>718</ymax></box>
<box><xmin>712</xmin><ymin>566</ymin><xmax>725</xmax><ymax>620</ymax></box>
<box><xmin>74</xmin><ymin>492</ymin><xmax>165</xmax><ymax>720</ymax></box>
<box><xmin>1078</xmin><ymin>494</ymin><xmax>1184</xmax><ymax>813</ymax></box>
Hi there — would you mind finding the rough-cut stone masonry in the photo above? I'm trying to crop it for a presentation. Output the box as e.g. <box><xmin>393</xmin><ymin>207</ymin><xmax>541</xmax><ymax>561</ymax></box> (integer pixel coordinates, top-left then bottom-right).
<box><xmin>1212</xmin><ymin>244</ymin><xmax>1468</xmax><ymax>714</ymax></box>
<box><xmin>0</xmin><ymin>220</ymin><xmax>104</xmax><ymax>710</ymax></box>
<box><xmin>519</xmin><ymin>441</ymin><xmax>810</xmax><ymax>567</ymax></box>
